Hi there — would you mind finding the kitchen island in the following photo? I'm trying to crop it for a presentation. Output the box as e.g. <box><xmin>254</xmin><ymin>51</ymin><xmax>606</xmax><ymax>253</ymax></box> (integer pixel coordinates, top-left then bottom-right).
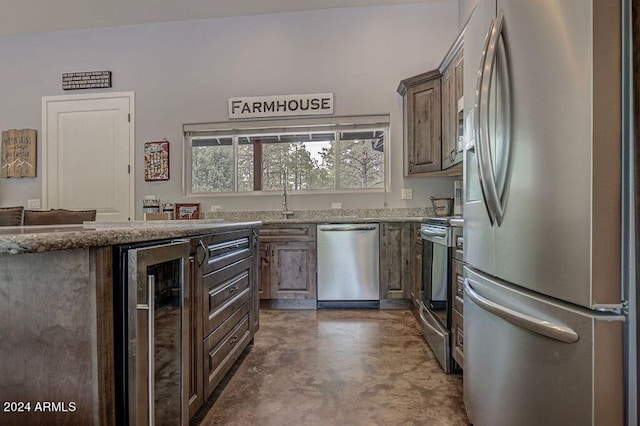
<box><xmin>0</xmin><ymin>221</ymin><xmax>261</xmax><ymax>425</ymax></box>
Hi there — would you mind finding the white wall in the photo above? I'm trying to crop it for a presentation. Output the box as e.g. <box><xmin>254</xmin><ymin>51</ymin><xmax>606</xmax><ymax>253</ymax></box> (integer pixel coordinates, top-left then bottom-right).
<box><xmin>458</xmin><ymin>0</ymin><xmax>478</xmax><ymax>30</ymax></box>
<box><xmin>0</xmin><ymin>1</ymin><xmax>459</xmax><ymax>217</ymax></box>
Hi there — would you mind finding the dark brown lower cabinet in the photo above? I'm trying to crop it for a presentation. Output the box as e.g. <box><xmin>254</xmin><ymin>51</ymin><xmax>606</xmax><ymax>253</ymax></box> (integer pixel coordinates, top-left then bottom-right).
<box><xmin>410</xmin><ymin>223</ymin><xmax>423</xmax><ymax>309</ymax></box>
<box><xmin>188</xmin><ymin>228</ymin><xmax>259</xmax><ymax>418</ymax></box>
<box><xmin>269</xmin><ymin>241</ymin><xmax>317</xmax><ymax>299</ymax></box>
<box><xmin>259</xmin><ymin>241</ymin><xmax>271</xmax><ymax>300</ymax></box>
<box><xmin>379</xmin><ymin>222</ymin><xmax>411</xmax><ymax>301</ymax></box>
<box><xmin>259</xmin><ymin>224</ymin><xmax>317</xmax><ymax>304</ymax></box>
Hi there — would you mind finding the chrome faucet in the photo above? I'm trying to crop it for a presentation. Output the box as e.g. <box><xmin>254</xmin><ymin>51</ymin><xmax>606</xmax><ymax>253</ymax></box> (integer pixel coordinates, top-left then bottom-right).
<box><xmin>282</xmin><ymin>169</ymin><xmax>294</xmax><ymax>219</ymax></box>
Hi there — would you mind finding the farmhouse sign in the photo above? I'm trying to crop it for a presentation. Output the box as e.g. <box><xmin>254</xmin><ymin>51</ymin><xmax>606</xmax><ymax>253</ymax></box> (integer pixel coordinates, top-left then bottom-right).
<box><xmin>62</xmin><ymin>71</ymin><xmax>112</xmax><ymax>90</ymax></box>
<box><xmin>228</xmin><ymin>93</ymin><xmax>334</xmax><ymax>119</ymax></box>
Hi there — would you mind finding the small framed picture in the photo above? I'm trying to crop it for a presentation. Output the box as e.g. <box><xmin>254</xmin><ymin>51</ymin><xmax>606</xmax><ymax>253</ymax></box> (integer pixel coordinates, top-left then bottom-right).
<box><xmin>175</xmin><ymin>203</ymin><xmax>200</xmax><ymax>220</ymax></box>
<box><xmin>144</xmin><ymin>141</ymin><xmax>170</xmax><ymax>181</ymax></box>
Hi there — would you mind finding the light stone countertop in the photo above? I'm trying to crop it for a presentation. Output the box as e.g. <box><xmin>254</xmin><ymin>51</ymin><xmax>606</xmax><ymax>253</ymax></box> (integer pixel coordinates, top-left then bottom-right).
<box><xmin>0</xmin><ymin>207</ymin><xmax>450</xmax><ymax>255</ymax></box>
<box><xmin>261</xmin><ymin>216</ymin><xmax>426</xmax><ymax>225</ymax></box>
<box><xmin>0</xmin><ymin>220</ymin><xmax>261</xmax><ymax>255</ymax></box>
<box><xmin>204</xmin><ymin>207</ymin><xmax>434</xmax><ymax>225</ymax></box>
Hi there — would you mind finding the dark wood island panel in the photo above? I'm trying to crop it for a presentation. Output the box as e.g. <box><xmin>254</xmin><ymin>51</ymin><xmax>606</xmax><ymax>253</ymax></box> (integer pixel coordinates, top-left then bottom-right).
<box><xmin>0</xmin><ymin>246</ymin><xmax>115</xmax><ymax>425</ymax></box>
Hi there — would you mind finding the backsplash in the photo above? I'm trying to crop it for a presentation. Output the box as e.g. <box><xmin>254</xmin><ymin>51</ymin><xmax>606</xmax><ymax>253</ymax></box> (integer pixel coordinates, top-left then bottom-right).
<box><xmin>203</xmin><ymin>207</ymin><xmax>435</xmax><ymax>221</ymax></box>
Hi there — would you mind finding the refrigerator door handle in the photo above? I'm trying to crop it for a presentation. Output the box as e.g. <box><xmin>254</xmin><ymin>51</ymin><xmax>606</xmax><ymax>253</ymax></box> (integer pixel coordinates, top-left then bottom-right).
<box><xmin>464</xmin><ymin>278</ymin><xmax>579</xmax><ymax>344</ymax></box>
<box><xmin>474</xmin><ymin>15</ymin><xmax>496</xmax><ymax>225</ymax></box>
<box><xmin>476</xmin><ymin>9</ymin><xmax>511</xmax><ymax>226</ymax></box>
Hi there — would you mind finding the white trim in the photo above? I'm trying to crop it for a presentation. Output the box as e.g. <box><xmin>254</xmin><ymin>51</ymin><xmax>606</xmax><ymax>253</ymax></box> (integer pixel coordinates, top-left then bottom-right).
<box><xmin>184</xmin><ymin>188</ymin><xmax>387</xmax><ymax>198</ymax></box>
<box><xmin>41</xmin><ymin>91</ymin><xmax>135</xmax><ymax>220</ymax></box>
<box><xmin>184</xmin><ymin>114</ymin><xmax>390</xmax><ymax>133</ymax></box>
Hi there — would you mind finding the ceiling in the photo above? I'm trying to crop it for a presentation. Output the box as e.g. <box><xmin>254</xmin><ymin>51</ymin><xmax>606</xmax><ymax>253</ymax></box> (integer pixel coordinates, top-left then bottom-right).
<box><xmin>1</xmin><ymin>0</ymin><xmax>437</xmax><ymax>37</ymax></box>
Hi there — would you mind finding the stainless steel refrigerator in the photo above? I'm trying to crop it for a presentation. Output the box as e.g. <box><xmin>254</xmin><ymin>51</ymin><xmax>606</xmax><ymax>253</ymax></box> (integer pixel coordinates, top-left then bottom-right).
<box><xmin>462</xmin><ymin>1</ymin><xmax>636</xmax><ymax>425</ymax></box>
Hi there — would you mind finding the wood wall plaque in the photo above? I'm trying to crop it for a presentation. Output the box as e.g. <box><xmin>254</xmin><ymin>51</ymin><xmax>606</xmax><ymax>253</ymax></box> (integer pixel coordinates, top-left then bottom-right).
<box><xmin>62</xmin><ymin>71</ymin><xmax>112</xmax><ymax>90</ymax></box>
<box><xmin>1</xmin><ymin>129</ymin><xmax>36</xmax><ymax>178</ymax></box>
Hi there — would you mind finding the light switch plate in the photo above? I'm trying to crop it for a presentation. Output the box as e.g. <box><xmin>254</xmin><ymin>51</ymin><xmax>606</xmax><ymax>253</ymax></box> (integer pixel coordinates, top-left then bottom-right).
<box><xmin>401</xmin><ymin>188</ymin><xmax>413</xmax><ymax>200</ymax></box>
<box><xmin>27</xmin><ymin>199</ymin><xmax>41</xmax><ymax>209</ymax></box>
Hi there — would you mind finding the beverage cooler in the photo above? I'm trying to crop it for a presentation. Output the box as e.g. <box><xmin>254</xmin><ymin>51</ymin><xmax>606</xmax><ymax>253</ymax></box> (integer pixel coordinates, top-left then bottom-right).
<box><xmin>113</xmin><ymin>239</ymin><xmax>190</xmax><ymax>426</ymax></box>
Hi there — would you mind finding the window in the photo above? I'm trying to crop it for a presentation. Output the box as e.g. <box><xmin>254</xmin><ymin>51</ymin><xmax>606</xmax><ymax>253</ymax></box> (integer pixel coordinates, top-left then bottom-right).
<box><xmin>184</xmin><ymin>116</ymin><xmax>388</xmax><ymax>195</ymax></box>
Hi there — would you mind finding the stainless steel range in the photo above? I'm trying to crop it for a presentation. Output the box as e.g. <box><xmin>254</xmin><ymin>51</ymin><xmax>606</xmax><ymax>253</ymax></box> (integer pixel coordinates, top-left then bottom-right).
<box><xmin>418</xmin><ymin>217</ymin><xmax>457</xmax><ymax>373</ymax></box>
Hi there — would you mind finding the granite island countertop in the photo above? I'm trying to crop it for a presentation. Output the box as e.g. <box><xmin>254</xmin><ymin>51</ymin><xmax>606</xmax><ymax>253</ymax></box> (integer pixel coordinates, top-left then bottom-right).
<box><xmin>0</xmin><ymin>220</ymin><xmax>261</xmax><ymax>255</ymax></box>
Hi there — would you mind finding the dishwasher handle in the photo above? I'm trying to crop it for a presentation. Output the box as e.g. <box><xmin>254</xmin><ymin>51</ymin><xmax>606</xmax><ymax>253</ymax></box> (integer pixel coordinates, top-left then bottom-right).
<box><xmin>319</xmin><ymin>226</ymin><xmax>377</xmax><ymax>232</ymax></box>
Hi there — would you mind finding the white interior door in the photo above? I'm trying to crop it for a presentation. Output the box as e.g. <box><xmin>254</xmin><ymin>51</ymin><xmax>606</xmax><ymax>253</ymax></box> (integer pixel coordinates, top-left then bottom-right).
<box><xmin>42</xmin><ymin>92</ymin><xmax>134</xmax><ymax>222</ymax></box>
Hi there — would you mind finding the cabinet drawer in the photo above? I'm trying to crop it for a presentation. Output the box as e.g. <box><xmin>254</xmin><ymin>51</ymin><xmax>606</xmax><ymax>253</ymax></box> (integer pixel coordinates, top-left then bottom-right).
<box><xmin>203</xmin><ymin>301</ymin><xmax>252</xmax><ymax>398</ymax></box>
<box><xmin>452</xmin><ymin>309</ymin><xmax>464</xmax><ymax>367</ymax></box>
<box><xmin>259</xmin><ymin>224</ymin><xmax>316</xmax><ymax>242</ymax></box>
<box><xmin>203</xmin><ymin>230</ymin><xmax>253</xmax><ymax>275</ymax></box>
<box><xmin>203</xmin><ymin>257</ymin><xmax>253</xmax><ymax>337</ymax></box>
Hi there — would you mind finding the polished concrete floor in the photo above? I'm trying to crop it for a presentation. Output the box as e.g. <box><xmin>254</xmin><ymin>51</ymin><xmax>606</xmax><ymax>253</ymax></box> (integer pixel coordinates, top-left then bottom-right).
<box><xmin>193</xmin><ymin>309</ymin><xmax>468</xmax><ymax>426</ymax></box>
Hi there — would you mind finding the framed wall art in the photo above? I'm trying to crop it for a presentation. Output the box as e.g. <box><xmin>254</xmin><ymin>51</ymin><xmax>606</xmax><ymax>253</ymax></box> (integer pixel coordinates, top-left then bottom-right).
<box><xmin>1</xmin><ymin>129</ymin><xmax>37</xmax><ymax>178</ymax></box>
<box><xmin>144</xmin><ymin>141</ymin><xmax>170</xmax><ymax>181</ymax></box>
<box><xmin>175</xmin><ymin>203</ymin><xmax>200</xmax><ymax>220</ymax></box>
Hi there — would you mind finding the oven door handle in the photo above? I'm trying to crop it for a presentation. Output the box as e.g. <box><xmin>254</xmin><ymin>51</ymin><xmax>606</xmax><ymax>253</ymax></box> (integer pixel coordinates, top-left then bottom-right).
<box><xmin>421</xmin><ymin>230</ymin><xmax>447</xmax><ymax>239</ymax></box>
<box><xmin>419</xmin><ymin>307</ymin><xmax>446</xmax><ymax>338</ymax></box>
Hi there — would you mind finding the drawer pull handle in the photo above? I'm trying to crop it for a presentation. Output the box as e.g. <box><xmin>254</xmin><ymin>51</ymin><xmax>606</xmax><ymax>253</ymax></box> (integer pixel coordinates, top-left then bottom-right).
<box><xmin>228</xmin><ymin>285</ymin><xmax>240</xmax><ymax>294</ymax></box>
<box><xmin>229</xmin><ymin>335</ymin><xmax>239</xmax><ymax>345</ymax></box>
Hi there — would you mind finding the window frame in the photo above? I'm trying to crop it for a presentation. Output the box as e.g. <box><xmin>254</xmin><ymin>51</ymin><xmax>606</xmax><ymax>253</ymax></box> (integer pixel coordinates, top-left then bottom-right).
<box><xmin>183</xmin><ymin>115</ymin><xmax>390</xmax><ymax>197</ymax></box>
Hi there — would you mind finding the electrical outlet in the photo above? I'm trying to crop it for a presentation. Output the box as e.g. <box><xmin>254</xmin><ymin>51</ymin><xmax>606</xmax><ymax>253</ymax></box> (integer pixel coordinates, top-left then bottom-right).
<box><xmin>331</xmin><ymin>202</ymin><xmax>342</xmax><ymax>209</ymax></box>
<box><xmin>401</xmin><ymin>188</ymin><xmax>413</xmax><ymax>200</ymax></box>
<box><xmin>27</xmin><ymin>199</ymin><xmax>41</xmax><ymax>209</ymax></box>
<box><xmin>210</xmin><ymin>205</ymin><xmax>222</xmax><ymax>212</ymax></box>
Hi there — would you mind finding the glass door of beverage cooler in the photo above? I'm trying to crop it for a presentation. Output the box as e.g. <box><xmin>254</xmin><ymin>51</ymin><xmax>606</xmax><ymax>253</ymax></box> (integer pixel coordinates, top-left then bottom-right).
<box><xmin>125</xmin><ymin>240</ymin><xmax>189</xmax><ymax>426</ymax></box>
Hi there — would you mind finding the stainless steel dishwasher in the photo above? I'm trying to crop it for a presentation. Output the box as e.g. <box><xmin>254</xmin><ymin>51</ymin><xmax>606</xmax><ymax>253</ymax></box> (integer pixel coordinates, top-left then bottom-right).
<box><xmin>317</xmin><ymin>223</ymin><xmax>380</xmax><ymax>308</ymax></box>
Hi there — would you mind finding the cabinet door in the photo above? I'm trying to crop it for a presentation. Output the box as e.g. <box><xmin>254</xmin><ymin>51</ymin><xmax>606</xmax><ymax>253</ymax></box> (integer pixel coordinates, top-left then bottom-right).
<box><xmin>258</xmin><ymin>241</ymin><xmax>271</xmax><ymax>299</ymax></box>
<box><xmin>452</xmin><ymin>52</ymin><xmax>464</xmax><ymax>165</ymax></box>
<box><xmin>410</xmin><ymin>224</ymin><xmax>423</xmax><ymax>308</ymax></box>
<box><xmin>443</xmin><ymin>50</ymin><xmax>464</xmax><ymax>170</ymax></box>
<box><xmin>270</xmin><ymin>241</ymin><xmax>317</xmax><ymax>299</ymax></box>
<box><xmin>379</xmin><ymin>223</ymin><xmax>411</xmax><ymax>299</ymax></box>
<box><xmin>406</xmin><ymin>78</ymin><xmax>442</xmax><ymax>174</ymax></box>
<box><xmin>441</xmin><ymin>71</ymin><xmax>455</xmax><ymax>170</ymax></box>
<box><xmin>251</xmin><ymin>232</ymin><xmax>260</xmax><ymax>334</ymax></box>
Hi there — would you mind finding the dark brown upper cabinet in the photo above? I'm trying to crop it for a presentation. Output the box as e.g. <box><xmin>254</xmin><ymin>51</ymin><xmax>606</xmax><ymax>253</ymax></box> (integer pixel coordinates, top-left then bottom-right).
<box><xmin>398</xmin><ymin>31</ymin><xmax>464</xmax><ymax>177</ymax></box>
<box><xmin>441</xmin><ymin>34</ymin><xmax>464</xmax><ymax>170</ymax></box>
<box><xmin>398</xmin><ymin>70</ymin><xmax>443</xmax><ymax>175</ymax></box>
